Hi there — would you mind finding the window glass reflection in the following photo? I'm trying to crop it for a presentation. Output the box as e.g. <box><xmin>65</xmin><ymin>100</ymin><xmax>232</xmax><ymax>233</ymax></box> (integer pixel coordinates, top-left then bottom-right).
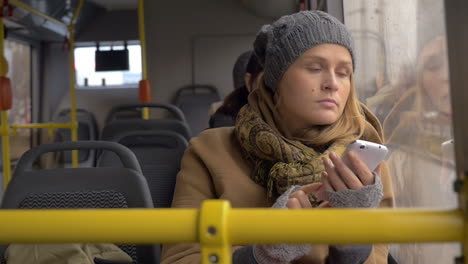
<box><xmin>344</xmin><ymin>0</ymin><xmax>459</xmax><ymax>263</ymax></box>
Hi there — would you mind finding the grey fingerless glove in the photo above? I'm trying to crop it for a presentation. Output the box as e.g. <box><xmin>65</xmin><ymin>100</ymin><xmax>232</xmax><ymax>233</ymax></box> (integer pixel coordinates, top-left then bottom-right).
<box><xmin>271</xmin><ymin>185</ymin><xmax>301</xmax><ymax>208</ymax></box>
<box><xmin>252</xmin><ymin>185</ymin><xmax>311</xmax><ymax>263</ymax></box>
<box><xmin>326</xmin><ymin>245</ymin><xmax>373</xmax><ymax>264</ymax></box>
<box><xmin>326</xmin><ymin>172</ymin><xmax>384</xmax><ymax>208</ymax></box>
<box><xmin>324</xmin><ymin>174</ymin><xmax>382</xmax><ymax>263</ymax></box>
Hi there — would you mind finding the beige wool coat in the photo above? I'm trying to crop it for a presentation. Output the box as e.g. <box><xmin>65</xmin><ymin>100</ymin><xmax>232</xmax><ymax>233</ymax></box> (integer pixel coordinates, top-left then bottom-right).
<box><xmin>161</xmin><ymin>127</ymin><xmax>395</xmax><ymax>264</ymax></box>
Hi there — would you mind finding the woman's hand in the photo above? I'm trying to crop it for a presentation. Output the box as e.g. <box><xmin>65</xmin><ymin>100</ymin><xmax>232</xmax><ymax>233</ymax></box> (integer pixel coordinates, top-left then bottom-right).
<box><xmin>321</xmin><ymin>151</ymin><xmax>380</xmax><ymax>192</ymax></box>
<box><xmin>252</xmin><ymin>184</ymin><xmax>319</xmax><ymax>263</ymax></box>
<box><xmin>315</xmin><ymin>151</ymin><xmax>384</xmax><ymax>208</ymax></box>
<box><xmin>287</xmin><ymin>182</ymin><xmax>330</xmax><ymax>209</ymax></box>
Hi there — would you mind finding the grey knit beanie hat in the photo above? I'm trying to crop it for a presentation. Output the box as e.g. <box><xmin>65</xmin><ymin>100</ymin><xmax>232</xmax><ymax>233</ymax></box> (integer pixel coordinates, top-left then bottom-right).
<box><xmin>253</xmin><ymin>10</ymin><xmax>355</xmax><ymax>91</ymax></box>
<box><xmin>232</xmin><ymin>50</ymin><xmax>253</xmax><ymax>90</ymax></box>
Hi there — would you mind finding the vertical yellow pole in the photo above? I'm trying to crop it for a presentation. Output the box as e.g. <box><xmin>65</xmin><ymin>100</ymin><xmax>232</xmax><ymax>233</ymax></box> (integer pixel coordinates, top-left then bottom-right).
<box><xmin>138</xmin><ymin>0</ymin><xmax>150</xmax><ymax>120</ymax></box>
<box><xmin>199</xmin><ymin>200</ymin><xmax>232</xmax><ymax>264</ymax></box>
<box><xmin>68</xmin><ymin>0</ymin><xmax>84</xmax><ymax>168</ymax></box>
<box><xmin>138</xmin><ymin>0</ymin><xmax>147</xmax><ymax>88</ymax></box>
<box><xmin>1</xmin><ymin>111</ymin><xmax>11</xmax><ymax>189</ymax></box>
<box><xmin>68</xmin><ymin>24</ymin><xmax>78</xmax><ymax>168</ymax></box>
<box><xmin>0</xmin><ymin>12</ymin><xmax>11</xmax><ymax>188</ymax></box>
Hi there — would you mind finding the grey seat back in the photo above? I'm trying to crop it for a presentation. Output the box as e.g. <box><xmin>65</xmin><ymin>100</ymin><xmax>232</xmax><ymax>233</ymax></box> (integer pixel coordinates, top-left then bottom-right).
<box><xmin>105</xmin><ymin>103</ymin><xmax>186</xmax><ymax>124</ymax></box>
<box><xmin>1</xmin><ymin>141</ymin><xmax>159</xmax><ymax>264</ymax></box>
<box><xmin>99</xmin><ymin>131</ymin><xmax>188</xmax><ymax>208</ymax></box>
<box><xmin>102</xmin><ymin>103</ymin><xmax>191</xmax><ymax>142</ymax></box>
<box><xmin>101</xmin><ymin>119</ymin><xmax>191</xmax><ymax>141</ymax></box>
<box><xmin>174</xmin><ymin>85</ymin><xmax>221</xmax><ymax>136</ymax></box>
<box><xmin>106</xmin><ymin>108</ymin><xmax>142</xmax><ymax>124</ymax></box>
<box><xmin>53</xmin><ymin>108</ymin><xmax>99</xmax><ymax>167</ymax></box>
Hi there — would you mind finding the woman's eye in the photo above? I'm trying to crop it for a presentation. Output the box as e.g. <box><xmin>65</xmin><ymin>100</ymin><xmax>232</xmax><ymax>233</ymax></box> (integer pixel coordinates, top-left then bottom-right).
<box><xmin>307</xmin><ymin>67</ymin><xmax>321</xmax><ymax>72</ymax></box>
<box><xmin>336</xmin><ymin>71</ymin><xmax>349</xmax><ymax>78</ymax></box>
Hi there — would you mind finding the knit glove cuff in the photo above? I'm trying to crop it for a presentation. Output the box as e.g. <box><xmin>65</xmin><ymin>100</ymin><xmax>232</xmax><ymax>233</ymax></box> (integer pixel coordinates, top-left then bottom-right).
<box><xmin>272</xmin><ymin>185</ymin><xmax>301</xmax><ymax>208</ymax></box>
<box><xmin>326</xmin><ymin>172</ymin><xmax>384</xmax><ymax>208</ymax></box>
<box><xmin>252</xmin><ymin>185</ymin><xmax>311</xmax><ymax>263</ymax></box>
<box><xmin>253</xmin><ymin>243</ymin><xmax>311</xmax><ymax>264</ymax></box>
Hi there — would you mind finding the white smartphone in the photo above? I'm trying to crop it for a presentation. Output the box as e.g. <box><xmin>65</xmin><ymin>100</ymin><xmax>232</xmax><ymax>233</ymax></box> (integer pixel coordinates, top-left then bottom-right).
<box><xmin>440</xmin><ymin>139</ymin><xmax>456</xmax><ymax>185</ymax></box>
<box><xmin>441</xmin><ymin>139</ymin><xmax>454</xmax><ymax>158</ymax></box>
<box><xmin>341</xmin><ymin>140</ymin><xmax>389</xmax><ymax>173</ymax></box>
<box><xmin>441</xmin><ymin>139</ymin><xmax>455</xmax><ymax>166</ymax></box>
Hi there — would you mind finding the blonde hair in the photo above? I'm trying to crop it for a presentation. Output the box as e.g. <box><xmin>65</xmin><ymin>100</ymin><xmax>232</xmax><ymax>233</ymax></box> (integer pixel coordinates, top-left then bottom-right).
<box><xmin>266</xmin><ymin>74</ymin><xmax>367</xmax><ymax>146</ymax></box>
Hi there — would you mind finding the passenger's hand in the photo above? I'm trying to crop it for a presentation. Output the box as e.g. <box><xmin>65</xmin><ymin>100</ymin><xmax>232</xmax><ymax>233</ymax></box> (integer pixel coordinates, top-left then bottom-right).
<box><xmin>320</xmin><ymin>151</ymin><xmax>379</xmax><ymax>192</ymax></box>
<box><xmin>315</xmin><ymin>151</ymin><xmax>384</xmax><ymax>208</ymax></box>
<box><xmin>253</xmin><ymin>184</ymin><xmax>317</xmax><ymax>263</ymax></box>
<box><xmin>287</xmin><ymin>183</ymin><xmax>329</xmax><ymax>209</ymax></box>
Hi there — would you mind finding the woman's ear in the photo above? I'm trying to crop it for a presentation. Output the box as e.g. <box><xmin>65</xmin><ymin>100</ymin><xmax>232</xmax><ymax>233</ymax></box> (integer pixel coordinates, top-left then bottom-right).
<box><xmin>245</xmin><ymin>73</ymin><xmax>252</xmax><ymax>92</ymax></box>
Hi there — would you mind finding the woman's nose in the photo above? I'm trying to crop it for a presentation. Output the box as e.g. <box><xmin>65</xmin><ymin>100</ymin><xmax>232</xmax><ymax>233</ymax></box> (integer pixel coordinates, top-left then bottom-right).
<box><xmin>322</xmin><ymin>72</ymin><xmax>339</xmax><ymax>91</ymax></box>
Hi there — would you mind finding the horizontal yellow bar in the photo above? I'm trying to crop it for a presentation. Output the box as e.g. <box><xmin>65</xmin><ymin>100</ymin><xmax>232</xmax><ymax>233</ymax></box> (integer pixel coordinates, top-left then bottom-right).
<box><xmin>10</xmin><ymin>123</ymin><xmax>77</xmax><ymax>130</ymax></box>
<box><xmin>0</xmin><ymin>209</ymin><xmax>198</xmax><ymax>244</ymax></box>
<box><xmin>0</xmin><ymin>208</ymin><xmax>462</xmax><ymax>244</ymax></box>
<box><xmin>230</xmin><ymin>208</ymin><xmax>463</xmax><ymax>244</ymax></box>
<box><xmin>9</xmin><ymin>0</ymin><xmax>67</xmax><ymax>28</ymax></box>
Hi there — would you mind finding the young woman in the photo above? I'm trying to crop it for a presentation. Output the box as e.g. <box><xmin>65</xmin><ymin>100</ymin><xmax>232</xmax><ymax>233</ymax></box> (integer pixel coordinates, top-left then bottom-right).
<box><xmin>162</xmin><ymin>10</ymin><xmax>394</xmax><ymax>264</ymax></box>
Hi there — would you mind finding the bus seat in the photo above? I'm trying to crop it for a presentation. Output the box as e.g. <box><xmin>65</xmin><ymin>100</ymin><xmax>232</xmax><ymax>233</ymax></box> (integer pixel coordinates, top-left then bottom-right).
<box><xmin>101</xmin><ymin>119</ymin><xmax>191</xmax><ymax>142</ymax></box>
<box><xmin>53</xmin><ymin>108</ymin><xmax>99</xmax><ymax>167</ymax></box>
<box><xmin>102</xmin><ymin>103</ymin><xmax>191</xmax><ymax>141</ymax></box>
<box><xmin>106</xmin><ymin>107</ymin><xmax>142</xmax><ymax>124</ymax></box>
<box><xmin>173</xmin><ymin>85</ymin><xmax>221</xmax><ymax>136</ymax></box>
<box><xmin>104</xmin><ymin>103</ymin><xmax>186</xmax><ymax>125</ymax></box>
<box><xmin>98</xmin><ymin>130</ymin><xmax>188</xmax><ymax>208</ymax></box>
<box><xmin>1</xmin><ymin>141</ymin><xmax>159</xmax><ymax>264</ymax></box>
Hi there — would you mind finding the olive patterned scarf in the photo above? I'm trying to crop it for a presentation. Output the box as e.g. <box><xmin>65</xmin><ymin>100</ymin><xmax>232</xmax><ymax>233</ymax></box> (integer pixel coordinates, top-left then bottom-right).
<box><xmin>235</xmin><ymin>85</ymin><xmax>383</xmax><ymax>201</ymax></box>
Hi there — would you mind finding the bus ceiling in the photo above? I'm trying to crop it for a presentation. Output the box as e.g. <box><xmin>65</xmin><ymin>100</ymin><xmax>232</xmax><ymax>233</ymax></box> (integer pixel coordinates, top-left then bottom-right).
<box><xmin>2</xmin><ymin>0</ymin><xmax>333</xmax><ymax>42</ymax></box>
<box><xmin>2</xmin><ymin>0</ymin><xmax>105</xmax><ymax>42</ymax></box>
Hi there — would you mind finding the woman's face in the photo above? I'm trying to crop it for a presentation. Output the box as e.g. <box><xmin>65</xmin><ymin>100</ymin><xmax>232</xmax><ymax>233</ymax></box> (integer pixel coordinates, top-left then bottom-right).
<box><xmin>420</xmin><ymin>37</ymin><xmax>451</xmax><ymax>116</ymax></box>
<box><xmin>276</xmin><ymin>44</ymin><xmax>353</xmax><ymax>134</ymax></box>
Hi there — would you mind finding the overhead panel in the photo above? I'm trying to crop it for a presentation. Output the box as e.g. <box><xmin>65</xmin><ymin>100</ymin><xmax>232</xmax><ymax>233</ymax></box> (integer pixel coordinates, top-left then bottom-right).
<box><xmin>6</xmin><ymin>0</ymin><xmax>99</xmax><ymax>41</ymax></box>
<box><xmin>87</xmin><ymin>0</ymin><xmax>137</xmax><ymax>11</ymax></box>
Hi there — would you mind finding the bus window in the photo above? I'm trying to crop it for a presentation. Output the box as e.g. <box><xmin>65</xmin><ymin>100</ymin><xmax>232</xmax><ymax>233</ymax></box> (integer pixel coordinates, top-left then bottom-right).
<box><xmin>5</xmin><ymin>39</ymin><xmax>32</xmax><ymax>160</ymax></box>
<box><xmin>344</xmin><ymin>0</ymin><xmax>458</xmax><ymax>263</ymax></box>
<box><xmin>74</xmin><ymin>43</ymin><xmax>141</xmax><ymax>88</ymax></box>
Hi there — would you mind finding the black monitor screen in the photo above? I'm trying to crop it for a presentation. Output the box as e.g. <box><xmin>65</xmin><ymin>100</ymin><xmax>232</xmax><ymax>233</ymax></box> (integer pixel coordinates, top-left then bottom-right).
<box><xmin>95</xmin><ymin>49</ymin><xmax>129</xmax><ymax>71</ymax></box>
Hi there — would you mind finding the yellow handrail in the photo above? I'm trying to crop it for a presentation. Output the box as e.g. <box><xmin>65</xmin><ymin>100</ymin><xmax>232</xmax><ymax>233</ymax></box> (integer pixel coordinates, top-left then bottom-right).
<box><xmin>461</xmin><ymin>177</ymin><xmax>468</xmax><ymax>264</ymax></box>
<box><xmin>0</xmin><ymin>8</ymin><xmax>11</xmax><ymax>188</ymax></box>
<box><xmin>138</xmin><ymin>0</ymin><xmax>148</xmax><ymax>83</ymax></box>
<box><xmin>0</xmin><ymin>9</ymin><xmax>4</xmax><ymax>76</ymax></box>
<box><xmin>3</xmin><ymin>0</ymin><xmax>84</xmax><ymax>171</ymax></box>
<box><xmin>0</xmin><ymin>120</ymin><xmax>79</xmax><ymax>184</ymax></box>
<box><xmin>0</xmin><ymin>202</ymin><xmax>463</xmax><ymax>264</ymax></box>
<box><xmin>10</xmin><ymin>122</ymin><xmax>77</xmax><ymax>130</ymax></box>
<box><xmin>1</xmin><ymin>111</ymin><xmax>10</xmax><ymax>188</ymax></box>
<box><xmin>9</xmin><ymin>122</ymin><xmax>78</xmax><ymax>137</ymax></box>
<box><xmin>138</xmin><ymin>0</ymin><xmax>150</xmax><ymax>119</ymax></box>
<box><xmin>230</xmin><ymin>208</ymin><xmax>463</xmax><ymax>244</ymax></box>
<box><xmin>67</xmin><ymin>0</ymin><xmax>84</xmax><ymax>168</ymax></box>
<box><xmin>0</xmin><ymin>209</ymin><xmax>198</xmax><ymax>244</ymax></box>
